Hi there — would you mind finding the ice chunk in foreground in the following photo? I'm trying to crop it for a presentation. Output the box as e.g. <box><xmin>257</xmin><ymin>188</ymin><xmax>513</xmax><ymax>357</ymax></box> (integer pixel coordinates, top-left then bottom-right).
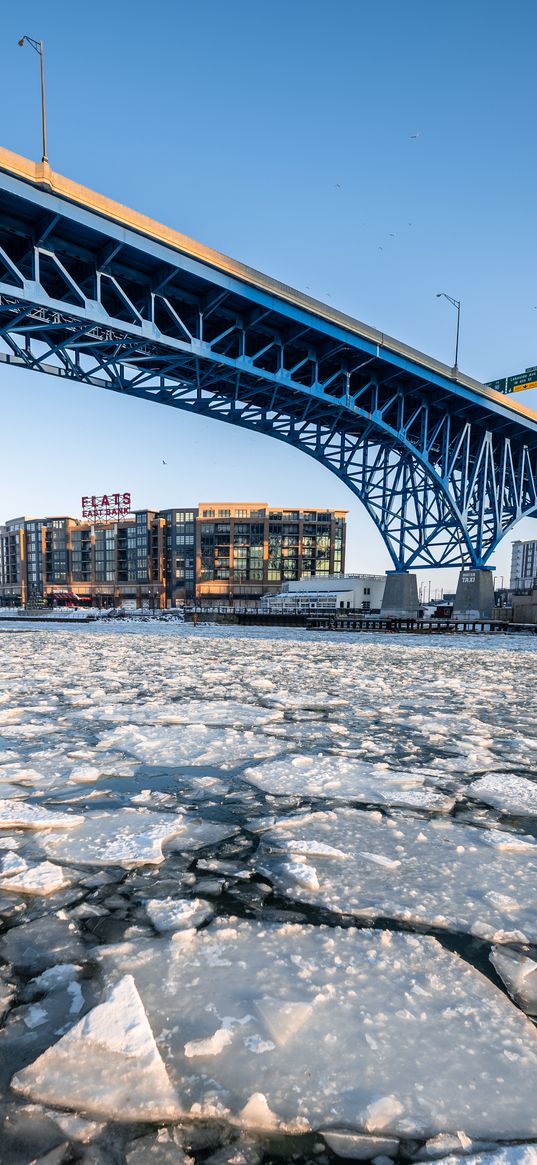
<box><xmin>258</xmin><ymin>809</ymin><xmax>537</xmax><ymax>941</ymax></box>
<box><xmin>11</xmin><ymin>974</ymin><xmax>181</xmax><ymax>1121</ymax></box>
<box><xmin>428</xmin><ymin>1149</ymin><xmax>537</xmax><ymax>1165</ymax></box>
<box><xmin>0</xmin><ymin>849</ymin><xmax>28</xmax><ymax>876</ymax></box>
<box><xmin>93</xmin><ymin>921</ymin><xmax>537</xmax><ymax>1137</ymax></box>
<box><xmin>239</xmin><ymin>1092</ymin><xmax>278</xmax><ymax>1129</ymax></box>
<box><xmin>145</xmin><ymin>897</ymin><xmax>213</xmax><ymax>932</ymax></box>
<box><xmin>40</xmin><ymin>808</ymin><xmax>186</xmax><ymax>867</ymax></box>
<box><xmin>321</xmin><ymin>1131</ymin><xmax>399</xmax><ymax>1159</ymax></box>
<box><xmin>184</xmin><ymin>1028</ymin><xmax>234</xmax><ymax>1057</ymax></box>
<box><xmin>490</xmin><ymin>947</ymin><xmax>537</xmax><ymax>1015</ymax></box>
<box><xmin>0</xmin><ymin>860</ymin><xmax>66</xmax><ymax>895</ymax></box>
<box><xmin>0</xmin><ymin>799</ymin><xmax>83</xmax><ymax>830</ymax></box>
<box><xmin>467</xmin><ymin>774</ymin><xmax>537</xmax><ymax>817</ymax></box>
<box><xmin>0</xmin><ymin>915</ymin><xmax>84</xmax><ymax>974</ymax></box>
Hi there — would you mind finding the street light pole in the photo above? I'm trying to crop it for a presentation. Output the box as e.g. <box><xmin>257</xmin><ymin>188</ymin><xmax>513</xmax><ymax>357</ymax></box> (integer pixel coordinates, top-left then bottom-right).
<box><xmin>436</xmin><ymin>292</ymin><xmax>461</xmax><ymax>371</ymax></box>
<box><xmin>18</xmin><ymin>35</ymin><xmax>48</xmax><ymax>165</ymax></box>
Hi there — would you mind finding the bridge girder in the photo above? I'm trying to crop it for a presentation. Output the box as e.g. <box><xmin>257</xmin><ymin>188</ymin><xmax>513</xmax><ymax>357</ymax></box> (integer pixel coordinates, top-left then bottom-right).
<box><xmin>0</xmin><ymin>160</ymin><xmax>536</xmax><ymax>569</ymax></box>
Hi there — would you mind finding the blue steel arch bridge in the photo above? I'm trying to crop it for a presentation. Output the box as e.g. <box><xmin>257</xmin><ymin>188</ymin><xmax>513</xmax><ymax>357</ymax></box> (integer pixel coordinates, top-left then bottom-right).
<box><xmin>0</xmin><ymin>147</ymin><xmax>536</xmax><ymax>573</ymax></box>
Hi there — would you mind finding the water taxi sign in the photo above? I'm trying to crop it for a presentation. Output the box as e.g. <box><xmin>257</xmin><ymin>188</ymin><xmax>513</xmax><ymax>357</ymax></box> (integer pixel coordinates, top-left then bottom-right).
<box><xmin>486</xmin><ymin>366</ymin><xmax>537</xmax><ymax>394</ymax></box>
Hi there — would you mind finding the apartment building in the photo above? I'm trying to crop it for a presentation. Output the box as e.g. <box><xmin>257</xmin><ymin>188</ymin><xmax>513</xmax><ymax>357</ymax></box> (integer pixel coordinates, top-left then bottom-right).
<box><xmin>0</xmin><ymin>503</ymin><xmax>346</xmax><ymax>608</ymax></box>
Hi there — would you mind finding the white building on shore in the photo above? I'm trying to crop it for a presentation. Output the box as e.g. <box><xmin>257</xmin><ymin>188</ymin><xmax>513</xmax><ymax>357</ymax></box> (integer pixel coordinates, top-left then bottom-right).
<box><xmin>259</xmin><ymin>574</ymin><xmax>386</xmax><ymax>614</ymax></box>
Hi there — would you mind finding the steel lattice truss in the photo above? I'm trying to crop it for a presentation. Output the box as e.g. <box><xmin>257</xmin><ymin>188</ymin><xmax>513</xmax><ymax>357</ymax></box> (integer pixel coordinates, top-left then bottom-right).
<box><xmin>0</xmin><ymin>163</ymin><xmax>536</xmax><ymax>569</ymax></box>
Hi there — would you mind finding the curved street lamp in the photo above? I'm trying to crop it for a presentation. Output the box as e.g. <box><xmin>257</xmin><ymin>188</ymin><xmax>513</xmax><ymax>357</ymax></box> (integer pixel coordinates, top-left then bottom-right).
<box><xmin>18</xmin><ymin>35</ymin><xmax>48</xmax><ymax>165</ymax></box>
<box><xmin>436</xmin><ymin>292</ymin><xmax>460</xmax><ymax>371</ymax></box>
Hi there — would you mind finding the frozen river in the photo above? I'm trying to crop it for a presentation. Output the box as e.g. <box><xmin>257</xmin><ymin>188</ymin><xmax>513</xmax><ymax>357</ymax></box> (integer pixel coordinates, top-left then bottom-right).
<box><xmin>0</xmin><ymin>623</ymin><xmax>537</xmax><ymax>1165</ymax></box>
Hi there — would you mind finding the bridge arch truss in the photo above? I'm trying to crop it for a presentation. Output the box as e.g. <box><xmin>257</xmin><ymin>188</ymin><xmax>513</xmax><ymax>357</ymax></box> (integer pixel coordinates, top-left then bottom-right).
<box><xmin>0</xmin><ymin>156</ymin><xmax>536</xmax><ymax>569</ymax></box>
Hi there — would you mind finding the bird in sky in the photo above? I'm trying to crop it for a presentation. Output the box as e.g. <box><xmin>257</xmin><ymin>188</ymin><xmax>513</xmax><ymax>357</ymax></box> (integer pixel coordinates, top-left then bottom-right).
<box><xmin>335</xmin><ymin>183</ymin><xmax>341</xmax><ymax>189</ymax></box>
<box><xmin>162</xmin><ymin>459</ymin><xmax>167</xmax><ymax>465</ymax></box>
<box><xmin>410</xmin><ymin>132</ymin><xmax>421</xmax><ymax>139</ymax></box>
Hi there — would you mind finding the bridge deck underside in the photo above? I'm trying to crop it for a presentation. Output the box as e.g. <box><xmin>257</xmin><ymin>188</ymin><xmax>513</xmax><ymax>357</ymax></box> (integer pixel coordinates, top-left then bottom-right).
<box><xmin>0</xmin><ymin>175</ymin><xmax>536</xmax><ymax>569</ymax></box>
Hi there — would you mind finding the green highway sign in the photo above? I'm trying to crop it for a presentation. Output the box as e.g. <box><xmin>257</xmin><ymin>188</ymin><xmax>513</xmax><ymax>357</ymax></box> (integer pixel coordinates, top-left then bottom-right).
<box><xmin>486</xmin><ymin>365</ymin><xmax>537</xmax><ymax>394</ymax></box>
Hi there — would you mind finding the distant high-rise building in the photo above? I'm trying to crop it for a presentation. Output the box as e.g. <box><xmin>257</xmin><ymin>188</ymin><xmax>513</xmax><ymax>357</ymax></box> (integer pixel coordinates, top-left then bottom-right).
<box><xmin>0</xmin><ymin>502</ymin><xmax>346</xmax><ymax>609</ymax></box>
<box><xmin>510</xmin><ymin>539</ymin><xmax>537</xmax><ymax>591</ymax></box>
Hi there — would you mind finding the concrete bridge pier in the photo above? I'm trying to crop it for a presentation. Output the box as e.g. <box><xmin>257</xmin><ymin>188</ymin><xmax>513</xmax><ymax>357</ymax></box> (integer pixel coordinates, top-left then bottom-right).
<box><xmin>381</xmin><ymin>571</ymin><xmax>419</xmax><ymax>618</ymax></box>
<box><xmin>453</xmin><ymin>568</ymin><xmax>495</xmax><ymax>620</ymax></box>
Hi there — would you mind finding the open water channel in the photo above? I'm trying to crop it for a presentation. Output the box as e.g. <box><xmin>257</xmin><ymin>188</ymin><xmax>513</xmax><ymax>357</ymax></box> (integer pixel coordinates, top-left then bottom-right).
<box><xmin>0</xmin><ymin>623</ymin><xmax>536</xmax><ymax>1165</ymax></box>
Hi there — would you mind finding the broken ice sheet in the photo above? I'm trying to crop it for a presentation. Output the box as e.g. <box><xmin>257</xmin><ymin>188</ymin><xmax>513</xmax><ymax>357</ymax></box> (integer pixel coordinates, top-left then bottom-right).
<box><xmin>243</xmin><ymin>756</ymin><xmax>455</xmax><ymax>811</ymax></box>
<box><xmin>166</xmin><ymin>816</ymin><xmax>238</xmax><ymax>853</ymax></box>
<box><xmin>39</xmin><ymin>808</ymin><xmax>186</xmax><ymax>867</ymax></box>
<box><xmin>0</xmin><ymin>915</ymin><xmax>84</xmax><ymax>975</ymax></box>
<box><xmin>256</xmin><ymin>809</ymin><xmax>537</xmax><ymax>941</ymax></box>
<box><xmin>12</xmin><ymin>974</ymin><xmax>182</xmax><ymax>1121</ymax></box>
<box><xmin>490</xmin><ymin>947</ymin><xmax>537</xmax><ymax>1015</ymax></box>
<box><xmin>424</xmin><ymin>1149</ymin><xmax>537</xmax><ymax>1165</ymax></box>
<box><xmin>0</xmin><ymin>800</ymin><xmax>84</xmax><ymax>830</ymax></box>
<box><xmin>76</xmin><ymin>700</ymin><xmax>283</xmax><ymax>728</ymax></box>
<box><xmin>86</xmin><ymin>922</ymin><xmax>537</xmax><ymax>1137</ymax></box>
<box><xmin>467</xmin><ymin>774</ymin><xmax>537</xmax><ymax>817</ymax></box>
<box><xmin>39</xmin><ymin>808</ymin><xmax>237</xmax><ymax>867</ymax></box>
<box><xmin>0</xmin><ymin>860</ymin><xmax>67</xmax><ymax>895</ymax></box>
<box><xmin>321</xmin><ymin>1130</ymin><xmax>399</xmax><ymax>1159</ymax></box>
<box><xmin>0</xmin><ymin>849</ymin><xmax>28</xmax><ymax>875</ymax></box>
<box><xmin>95</xmin><ymin>723</ymin><xmax>281</xmax><ymax>767</ymax></box>
<box><xmin>145</xmin><ymin>897</ymin><xmax>213</xmax><ymax>932</ymax></box>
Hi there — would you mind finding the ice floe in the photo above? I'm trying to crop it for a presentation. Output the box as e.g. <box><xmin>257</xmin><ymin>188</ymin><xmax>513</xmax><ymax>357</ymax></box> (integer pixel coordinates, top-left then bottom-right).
<box><xmin>427</xmin><ymin>1149</ymin><xmax>537</xmax><ymax>1165</ymax></box>
<box><xmin>243</xmin><ymin>756</ymin><xmax>455</xmax><ymax>811</ymax></box>
<box><xmin>0</xmin><ymin>800</ymin><xmax>84</xmax><ymax>830</ymax></box>
<box><xmin>256</xmin><ymin>809</ymin><xmax>537</xmax><ymax>941</ymax></box>
<box><xmin>0</xmin><ymin>859</ymin><xmax>66</xmax><ymax>895</ymax></box>
<box><xmin>12</xmin><ymin>974</ymin><xmax>182</xmax><ymax>1120</ymax></box>
<box><xmin>2</xmin><ymin>623</ymin><xmax>537</xmax><ymax>1157</ymax></box>
<box><xmin>321</xmin><ymin>1131</ymin><xmax>400</xmax><ymax>1158</ymax></box>
<box><xmin>40</xmin><ymin>808</ymin><xmax>186</xmax><ymax>867</ymax></box>
<box><xmin>489</xmin><ymin>947</ymin><xmax>537</xmax><ymax>1015</ymax></box>
<box><xmin>467</xmin><ymin>774</ymin><xmax>537</xmax><ymax>817</ymax></box>
<box><xmin>76</xmin><ymin>699</ymin><xmax>283</xmax><ymax>728</ymax></box>
<box><xmin>145</xmin><ymin>896</ymin><xmax>213</xmax><ymax>932</ymax></box>
<box><xmin>95</xmin><ymin>723</ymin><xmax>281</xmax><ymax>767</ymax></box>
<box><xmin>88</xmin><ymin>920</ymin><xmax>537</xmax><ymax>1137</ymax></box>
<box><xmin>0</xmin><ymin>849</ymin><xmax>28</xmax><ymax>876</ymax></box>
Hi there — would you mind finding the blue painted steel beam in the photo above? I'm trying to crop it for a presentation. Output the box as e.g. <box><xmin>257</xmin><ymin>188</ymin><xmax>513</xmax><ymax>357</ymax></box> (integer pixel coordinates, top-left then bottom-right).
<box><xmin>0</xmin><ymin>152</ymin><xmax>536</xmax><ymax>569</ymax></box>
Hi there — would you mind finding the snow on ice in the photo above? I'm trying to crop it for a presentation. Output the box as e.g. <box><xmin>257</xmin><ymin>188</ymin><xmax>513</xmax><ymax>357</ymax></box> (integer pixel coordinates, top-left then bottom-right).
<box><xmin>467</xmin><ymin>774</ymin><xmax>537</xmax><ymax>817</ymax></box>
<box><xmin>1</xmin><ymin>623</ymin><xmax>537</xmax><ymax>1159</ymax></box>
<box><xmin>256</xmin><ymin>809</ymin><xmax>537</xmax><ymax>941</ymax></box>
<box><xmin>12</xmin><ymin>974</ymin><xmax>182</xmax><ymax>1121</ymax></box>
<box><xmin>244</xmin><ymin>755</ymin><xmax>456</xmax><ymax>811</ymax></box>
<box><xmin>68</xmin><ymin>920</ymin><xmax>537</xmax><ymax>1138</ymax></box>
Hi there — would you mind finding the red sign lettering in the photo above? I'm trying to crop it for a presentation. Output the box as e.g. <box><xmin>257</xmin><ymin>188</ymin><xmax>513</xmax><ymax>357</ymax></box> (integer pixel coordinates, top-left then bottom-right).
<box><xmin>81</xmin><ymin>492</ymin><xmax>133</xmax><ymax>523</ymax></box>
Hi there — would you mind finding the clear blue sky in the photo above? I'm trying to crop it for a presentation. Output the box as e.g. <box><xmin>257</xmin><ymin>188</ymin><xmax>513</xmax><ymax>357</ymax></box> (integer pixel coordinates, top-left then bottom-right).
<box><xmin>1</xmin><ymin>0</ymin><xmax>537</xmax><ymax>593</ymax></box>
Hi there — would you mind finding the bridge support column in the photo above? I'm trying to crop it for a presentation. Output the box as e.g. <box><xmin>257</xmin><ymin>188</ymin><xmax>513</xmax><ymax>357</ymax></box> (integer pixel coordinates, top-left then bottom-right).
<box><xmin>380</xmin><ymin>571</ymin><xmax>419</xmax><ymax>618</ymax></box>
<box><xmin>453</xmin><ymin>568</ymin><xmax>495</xmax><ymax>620</ymax></box>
